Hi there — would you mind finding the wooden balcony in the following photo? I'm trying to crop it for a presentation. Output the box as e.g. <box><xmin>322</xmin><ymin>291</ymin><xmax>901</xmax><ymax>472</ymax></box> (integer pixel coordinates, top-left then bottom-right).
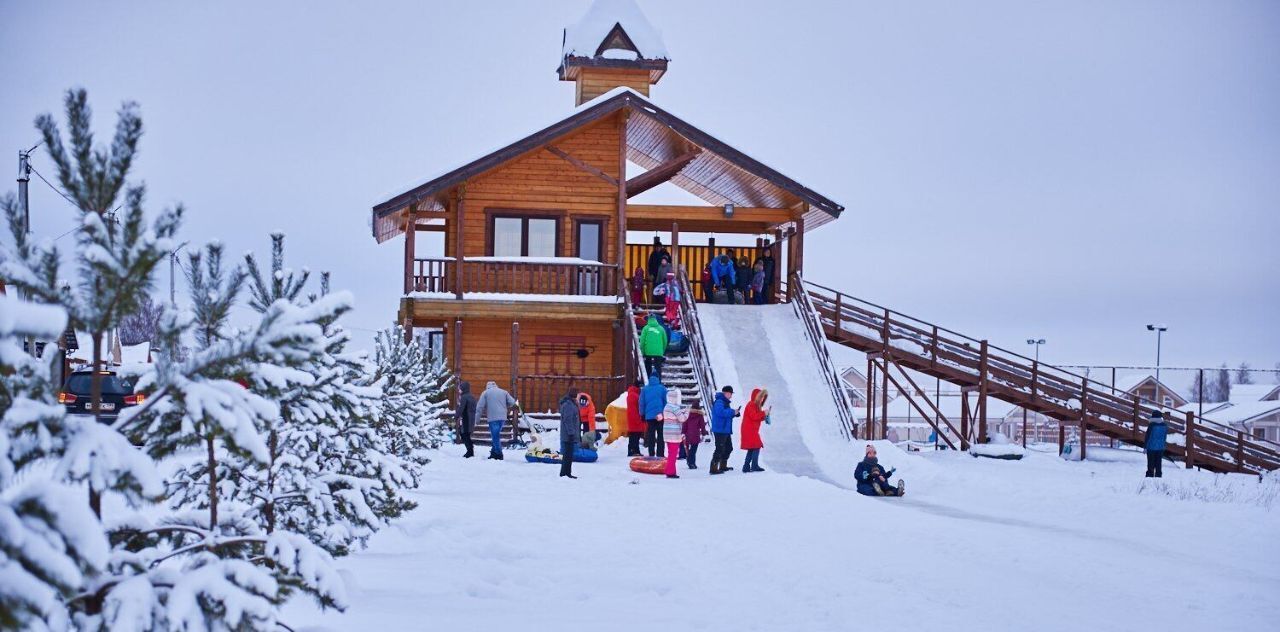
<box><xmin>407</xmin><ymin>257</ymin><xmax>618</xmax><ymax>298</ymax></box>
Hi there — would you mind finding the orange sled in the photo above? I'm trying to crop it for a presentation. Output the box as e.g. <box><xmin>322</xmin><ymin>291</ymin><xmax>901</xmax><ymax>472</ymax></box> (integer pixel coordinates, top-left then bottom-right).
<box><xmin>629</xmin><ymin>456</ymin><xmax>667</xmax><ymax>475</ymax></box>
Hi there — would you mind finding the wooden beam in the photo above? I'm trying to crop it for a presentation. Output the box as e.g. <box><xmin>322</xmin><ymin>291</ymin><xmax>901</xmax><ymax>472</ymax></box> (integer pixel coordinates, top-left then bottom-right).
<box><xmin>406</xmin><ymin>296</ymin><xmax>621</xmax><ymax>322</ymax></box>
<box><xmin>626</xmin><ymin>204</ymin><xmax>792</xmax><ymax>226</ymax></box>
<box><xmin>403</xmin><ymin>211</ymin><xmax>416</xmax><ymax>295</ymax></box>
<box><xmin>510</xmin><ymin>322</ymin><xmax>520</xmax><ymax>401</ymax></box>
<box><xmin>616</xmin><ymin>111</ymin><xmax>628</xmax><ymax>295</ymax></box>
<box><xmin>547</xmin><ymin>145</ymin><xmax>618</xmax><ymax>187</ymax></box>
<box><xmin>624</xmin><ymin>149</ymin><xmax>700</xmax><ymax>197</ymax></box>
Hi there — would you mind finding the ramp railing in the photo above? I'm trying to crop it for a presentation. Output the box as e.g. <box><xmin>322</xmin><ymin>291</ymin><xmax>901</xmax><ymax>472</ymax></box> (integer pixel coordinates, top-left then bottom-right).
<box><xmin>676</xmin><ymin>268</ymin><xmax>719</xmax><ymax>413</ymax></box>
<box><xmin>790</xmin><ymin>273</ymin><xmax>858</xmax><ymax>440</ymax></box>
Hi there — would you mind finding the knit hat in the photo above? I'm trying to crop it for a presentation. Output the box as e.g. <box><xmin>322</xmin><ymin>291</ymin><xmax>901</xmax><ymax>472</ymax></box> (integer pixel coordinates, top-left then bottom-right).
<box><xmin>1150</xmin><ymin>410</ymin><xmax>1164</xmax><ymax>420</ymax></box>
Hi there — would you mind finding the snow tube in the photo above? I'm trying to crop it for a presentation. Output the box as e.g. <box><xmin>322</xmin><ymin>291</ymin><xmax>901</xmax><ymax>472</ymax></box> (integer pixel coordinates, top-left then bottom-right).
<box><xmin>525</xmin><ymin>447</ymin><xmax>599</xmax><ymax>464</ymax></box>
<box><xmin>629</xmin><ymin>456</ymin><xmax>667</xmax><ymax>475</ymax></box>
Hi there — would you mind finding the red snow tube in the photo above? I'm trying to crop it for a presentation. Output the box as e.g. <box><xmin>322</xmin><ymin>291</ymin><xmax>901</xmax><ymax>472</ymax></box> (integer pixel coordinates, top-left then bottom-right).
<box><xmin>629</xmin><ymin>456</ymin><xmax>666</xmax><ymax>475</ymax></box>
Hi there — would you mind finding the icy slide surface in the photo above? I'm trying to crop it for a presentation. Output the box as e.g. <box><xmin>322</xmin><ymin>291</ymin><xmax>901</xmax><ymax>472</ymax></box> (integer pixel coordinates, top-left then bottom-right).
<box><xmin>697</xmin><ymin>304</ymin><xmax>862</xmax><ymax>486</ymax></box>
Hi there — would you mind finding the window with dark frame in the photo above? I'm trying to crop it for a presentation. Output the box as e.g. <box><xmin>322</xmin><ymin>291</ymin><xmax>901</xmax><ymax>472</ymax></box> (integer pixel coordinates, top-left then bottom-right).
<box><xmin>489</xmin><ymin>213</ymin><xmax>561</xmax><ymax>257</ymax></box>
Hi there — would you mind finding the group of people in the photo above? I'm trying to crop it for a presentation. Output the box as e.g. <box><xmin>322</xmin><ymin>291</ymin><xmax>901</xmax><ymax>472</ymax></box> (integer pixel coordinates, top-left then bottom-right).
<box><xmin>629</xmin><ymin>237</ymin><xmax>777</xmax><ymax>306</ymax></box>
<box><xmin>625</xmin><ymin>380</ymin><xmax>772</xmax><ymax>477</ymax></box>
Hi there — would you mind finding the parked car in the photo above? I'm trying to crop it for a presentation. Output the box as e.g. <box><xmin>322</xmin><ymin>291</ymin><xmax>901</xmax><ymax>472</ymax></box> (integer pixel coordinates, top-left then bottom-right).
<box><xmin>58</xmin><ymin>369</ymin><xmax>143</xmax><ymax>418</ymax></box>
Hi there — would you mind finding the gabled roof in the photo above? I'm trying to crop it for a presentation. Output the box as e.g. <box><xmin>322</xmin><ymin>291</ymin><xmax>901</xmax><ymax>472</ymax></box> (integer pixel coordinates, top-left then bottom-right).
<box><xmin>1111</xmin><ymin>374</ymin><xmax>1187</xmax><ymax>405</ymax></box>
<box><xmin>562</xmin><ymin>0</ymin><xmax>668</xmax><ymax>61</ymax></box>
<box><xmin>371</xmin><ymin>88</ymin><xmax>845</xmax><ymax>242</ymax></box>
<box><xmin>1228</xmin><ymin>383</ymin><xmax>1280</xmax><ymax>403</ymax></box>
<box><xmin>1201</xmin><ymin>400</ymin><xmax>1280</xmax><ymax>425</ymax></box>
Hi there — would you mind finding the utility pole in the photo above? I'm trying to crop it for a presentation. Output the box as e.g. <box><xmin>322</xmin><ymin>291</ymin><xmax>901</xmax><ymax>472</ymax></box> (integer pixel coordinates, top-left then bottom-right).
<box><xmin>17</xmin><ymin>147</ymin><xmax>34</xmax><ymax>356</ymax></box>
<box><xmin>168</xmin><ymin>242</ymin><xmax>188</xmax><ymax>360</ymax></box>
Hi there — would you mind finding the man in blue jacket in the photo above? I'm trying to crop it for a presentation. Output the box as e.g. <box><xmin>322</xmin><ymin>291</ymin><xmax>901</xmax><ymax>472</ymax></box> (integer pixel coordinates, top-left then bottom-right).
<box><xmin>709</xmin><ymin>385</ymin><xmax>741</xmax><ymax>475</ymax></box>
<box><xmin>1144</xmin><ymin>410</ymin><xmax>1168</xmax><ymax>478</ymax></box>
<box><xmin>709</xmin><ymin>253</ymin><xmax>736</xmax><ymax>296</ymax></box>
<box><xmin>641</xmin><ymin>376</ymin><xmax>669</xmax><ymax>458</ymax></box>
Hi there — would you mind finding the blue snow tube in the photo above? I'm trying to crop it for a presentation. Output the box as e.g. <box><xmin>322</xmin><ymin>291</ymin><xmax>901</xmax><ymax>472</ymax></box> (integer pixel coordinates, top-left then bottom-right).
<box><xmin>524</xmin><ymin>447</ymin><xmax>599</xmax><ymax>464</ymax></box>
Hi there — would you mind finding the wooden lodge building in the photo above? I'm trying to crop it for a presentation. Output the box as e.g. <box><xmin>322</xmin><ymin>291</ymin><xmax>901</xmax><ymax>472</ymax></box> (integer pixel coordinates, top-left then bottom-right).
<box><xmin>370</xmin><ymin>0</ymin><xmax>843</xmax><ymax>412</ymax></box>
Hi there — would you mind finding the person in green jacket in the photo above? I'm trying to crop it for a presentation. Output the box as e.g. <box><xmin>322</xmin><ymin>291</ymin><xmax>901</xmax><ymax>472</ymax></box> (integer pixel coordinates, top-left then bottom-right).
<box><xmin>640</xmin><ymin>315</ymin><xmax>668</xmax><ymax>378</ymax></box>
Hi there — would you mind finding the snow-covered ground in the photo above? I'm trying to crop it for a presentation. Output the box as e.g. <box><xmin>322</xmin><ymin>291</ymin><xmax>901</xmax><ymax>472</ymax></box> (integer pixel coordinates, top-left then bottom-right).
<box><xmin>283</xmin><ymin>438</ymin><xmax>1278</xmax><ymax>632</ymax></box>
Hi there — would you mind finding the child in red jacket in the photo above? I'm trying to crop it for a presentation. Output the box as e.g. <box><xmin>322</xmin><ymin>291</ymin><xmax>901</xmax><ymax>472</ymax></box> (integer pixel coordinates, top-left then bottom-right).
<box><xmin>740</xmin><ymin>388</ymin><xmax>770</xmax><ymax>473</ymax></box>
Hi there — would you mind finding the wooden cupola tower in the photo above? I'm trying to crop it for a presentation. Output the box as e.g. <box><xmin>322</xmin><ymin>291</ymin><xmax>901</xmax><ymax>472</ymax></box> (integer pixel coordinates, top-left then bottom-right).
<box><xmin>557</xmin><ymin>0</ymin><xmax>670</xmax><ymax>105</ymax></box>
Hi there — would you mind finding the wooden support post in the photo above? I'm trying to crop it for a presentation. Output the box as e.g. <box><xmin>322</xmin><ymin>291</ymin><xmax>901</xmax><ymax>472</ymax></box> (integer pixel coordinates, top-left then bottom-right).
<box><xmin>930</xmin><ymin>325</ymin><xmax>939</xmax><ymax>370</ymax></box>
<box><xmin>1185</xmin><ymin>410</ymin><xmax>1196</xmax><ymax>470</ymax></box>
<box><xmin>960</xmin><ymin>390</ymin><xmax>970</xmax><ymax>451</ymax></box>
<box><xmin>880</xmin><ymin>357</ymin><xmax>889</xmax><ymax>441</ymax></box>
<box><xmin>454</xmin><ymin>188</ymin><xmax>466</xmax><ymax>300</ymax></box>
<box><xmin>1235</xmin><ymin>431</ymin><xmax>1246</xmax><ymax>473</ymax></box>
<box><xmin>616</xmin><ymin>111</ymin><xmax>629</xmax><ymax>295</ymax></box>
<box><xmin>1021</xmin><ymin>407</ymin><xmax>1028</xmax><ymax>448</ymax></box>
<box><xmin>510</xmin><ymin>322</ymin><xmax>520</xmax><ymax>400</ymax></box>
<box><xmin>671</xmin><ymin>222</ymin><xmax>680</xmax><ymax>274</ymax></box>
<box><xmin>1079</xmin><ymin>377</ymin><xmax>1088</xmax><ymax>461</ymax></box>
<box><xmin>1030</xmin><ymin>360</ymin><xmax>1039</xmax><ymax>402</ymax></box>
<box><xmin>977</xmin><ymin>340</ymin><xmax>989</xmax><ymax>444</ymax></box>
<box><xmin>793</xmin><ymin>214</ymin><xmax>805</xmax><ymax>279</ymax></box>
<box><xmin>1058</xmin><ymin>424</ymin><xmax>1065</xmax><ymax>456</ymax></box>
<box><xmin>452</xmin><ymin>319</ymin><xmax>463</xmax><ymax>378</ymax></box>
<box><xmin>1132</xmin><ymin>397</ymin><xmax>1143</xmax><ymax>442</ymax></box>
<box><xmin>833</xmin><ymin>292</ymin><xmax>843</xmax><ymax>336</ymax></box>
<box><xmin>769</xmin><ymin>229</ymin><xmax>782</xmax><ymax>303</ymax></box>
<box><xmin>865</xmin><ymin>355</ymin><xmax>874</xmax><ymax>441</ymax></box>
<box><xmin>403</xmin><ymin>210</ymin><xmax>416</xmax><ymax>295</ymax></box>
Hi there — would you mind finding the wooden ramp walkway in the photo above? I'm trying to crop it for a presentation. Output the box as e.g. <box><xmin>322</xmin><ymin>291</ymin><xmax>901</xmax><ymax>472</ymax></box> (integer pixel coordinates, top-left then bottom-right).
<box><xmin>793</xmin><ymin>276</ymin><xmax>1280</xmax><ymax>475</ymax></box>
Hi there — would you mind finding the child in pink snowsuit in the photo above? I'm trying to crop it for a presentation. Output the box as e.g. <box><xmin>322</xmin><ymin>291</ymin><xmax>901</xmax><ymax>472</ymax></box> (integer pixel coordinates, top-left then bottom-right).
<box><xmin>661</xmin><ymin>388</ymin><xmax>688</xmax><ymax>478</ymax></box>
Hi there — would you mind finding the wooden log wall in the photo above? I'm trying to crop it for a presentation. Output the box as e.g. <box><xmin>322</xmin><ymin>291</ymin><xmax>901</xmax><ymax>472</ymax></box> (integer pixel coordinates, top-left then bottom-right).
<box><xmin>452</xmin><ymin>317</ymin><xmax>619</xmax><ymax>413</ymax></box>
<box><xmin>576</xmin><ymin>68</ymin><xmax>652</xmax><ymax>104</ymax></box>
<box><xmin>447</xmin><ymin>116</ymin><xmax>622</xmax><ymax>265</ymax></box>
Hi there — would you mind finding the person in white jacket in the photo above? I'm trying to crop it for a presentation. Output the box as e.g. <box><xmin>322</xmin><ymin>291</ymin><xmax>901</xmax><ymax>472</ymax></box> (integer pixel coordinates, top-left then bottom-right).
<box><xmin>661</xmin><ymin>388</ymin><xmax>689</xmax><ymax>479</ymax></box>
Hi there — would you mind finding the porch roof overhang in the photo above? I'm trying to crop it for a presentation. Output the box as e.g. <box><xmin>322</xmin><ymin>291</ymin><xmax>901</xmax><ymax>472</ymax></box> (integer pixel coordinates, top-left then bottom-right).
<box><xmin>371</xmin><ymin>88</ymin><xmax>843</xmax><ymax>243</ymax></box>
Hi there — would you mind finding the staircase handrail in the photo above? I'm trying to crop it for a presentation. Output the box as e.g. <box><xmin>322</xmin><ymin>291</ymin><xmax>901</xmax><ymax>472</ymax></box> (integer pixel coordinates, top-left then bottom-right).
<box><xmin>790</xmin><ymin>273</ymin><xmax>857</xmax><ymax>440</ymax></box>
<box><xmin>803</xmin><ymin>280</ymin><xmax>1280</xmax><ymax>472</ymax></box>
<box><xmin>676</xmin><ymin>267</ymin><xmax>718</xmax><ymax>414</ymax></box>
<box><xmin>622</xmin><ymin>290</ymin><xmax>648</xmax><ymax>386</ymax></box>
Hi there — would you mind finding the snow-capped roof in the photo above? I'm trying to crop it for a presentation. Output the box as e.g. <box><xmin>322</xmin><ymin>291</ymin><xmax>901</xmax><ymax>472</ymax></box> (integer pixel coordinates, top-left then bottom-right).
<box><xmin>562</xmin><ymin>0</ymin><xmax>669</xmax><ymax>60</ymax></box>
<box><xmin>1228</xmin><ymin>383</ymin><xmax>1280</xmax><ymax>404</ymax></box>
<box><xmin>1202</xmin><ymin>400</ymin><xmax>1280</xmax><ymax>425</ymax></box>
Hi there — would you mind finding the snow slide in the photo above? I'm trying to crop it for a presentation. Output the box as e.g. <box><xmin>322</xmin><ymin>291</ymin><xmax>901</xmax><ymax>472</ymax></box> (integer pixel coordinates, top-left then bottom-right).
<box><xmin>699</xmin><ymin>304</ymin><xmax>894</xmax><ymax>486</ymax></box>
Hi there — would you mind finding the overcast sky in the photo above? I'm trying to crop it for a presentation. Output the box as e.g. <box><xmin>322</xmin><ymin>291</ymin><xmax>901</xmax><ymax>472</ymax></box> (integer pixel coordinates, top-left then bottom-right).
<box><xmin>2</xmin><ymin>0</ymin><xmax>1277</xmax><ymax>376</ymax></box>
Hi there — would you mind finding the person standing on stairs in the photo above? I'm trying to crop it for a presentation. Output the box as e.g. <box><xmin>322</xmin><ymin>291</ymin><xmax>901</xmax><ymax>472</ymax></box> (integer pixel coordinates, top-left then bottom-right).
<box><xmin>640</xmin><ymin>315</ymin><xmax>668</xmax><ymax>378</ymax></box>
<box><xmin>630</xmin><ymin>266</ymin><xmax>647</xmax><ymax>306</ymax></box>
<box><xmin>558</xmin><ymin>387</ymin><xmax>581</xmax><ymax>479</ymax></box>
<box><xmin>709</xmin><ymin>386</ymin><xmax>741</xmax><ymax>474</ymax></box>
<box><xmin>475</xmin><ymin>380</ymin><xmax>517</xmax><ymax>460</ymax></box>
<box><xmin>662</xmin><ymin>388</ymin><xmax>689</xmax><ymax>478</ymax></box>
<box><xmin>626</xmin><ymin>380</ymin><xmax>645</xmax><ymax>456</ymax></box>
<box><xmin>641</xmin><ymin>377</ymin><xmax>669</xmax><ymax>457</ymax></box>
<box><xmin>700</xmin><ymin>262</ymin><xmax>713</xmax><ymax>303</ymax></box>
<box><xmin>456</xmin><ymin>381</ymin><xmax>477</xmax><ymax>458</ymax></box>
<box><xmin>653</xmin><ymin>255</ymin><xmax>673</xmax><ymax>302</ymax></box>
<box><xmin>647</xmin><ymin>237</ymin><xmax>669</xmax><ymax>288</ymax></box>
<box><xmin>1144</xmin><ymin>410</ymin><xmax>1168</xmax><ymax>478</ymax></box>
<box><xmin>741</xmin><ymin>388</ymin><xmax>771</xmax><ymax>473</ymax></box>
<box><xmin>683</xmin><ymin>399</ymin><xmax>709</xmax><ymax>469</ymax></box>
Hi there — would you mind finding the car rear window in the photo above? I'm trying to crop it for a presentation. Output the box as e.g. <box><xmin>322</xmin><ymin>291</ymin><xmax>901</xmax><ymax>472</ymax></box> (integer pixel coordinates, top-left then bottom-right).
<box><xmin>65</xmin><ymin>373</ymin><xmax>134</xmax><ymax>395</ymax></box>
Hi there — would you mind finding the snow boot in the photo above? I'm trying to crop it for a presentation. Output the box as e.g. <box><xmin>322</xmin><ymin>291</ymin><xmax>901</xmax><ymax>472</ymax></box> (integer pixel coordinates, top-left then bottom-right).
<box><xmin>873</xmin><ymin>482</ymin><xmax>887</xmax><ymax>496</ymax></box>
<box><xmin>753</xmin><ymin>466</ymin><xmax>766</xmax><ymax>473</ymax></box>
<box><xmin>666</xmin><ymin>474</ymin><xmax>679</xmax><ymax>479</ymax></box>
<box><xmin>896</xmin><ymin>480</ymin><xmax>905</xmax><ymax>496</ymax></box>
<box><xmin>709</xmin><ymin>460</ymin><xmax>723</xmax><ymax>475</ymax></box>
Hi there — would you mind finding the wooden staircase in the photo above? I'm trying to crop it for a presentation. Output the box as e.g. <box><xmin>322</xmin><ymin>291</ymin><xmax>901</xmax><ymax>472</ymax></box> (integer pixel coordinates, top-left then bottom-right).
<box><xmin>793</xmin><ymin>275</ymin><xmax>1280</xmax><ymax>474</ymax></box>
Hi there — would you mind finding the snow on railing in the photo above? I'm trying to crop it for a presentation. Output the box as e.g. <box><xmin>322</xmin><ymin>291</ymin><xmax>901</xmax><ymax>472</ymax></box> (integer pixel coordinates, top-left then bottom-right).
<box><xmin>790</xmin><ymin>273</ymin><xmax>856</xmax><ymax>441</ymax></box>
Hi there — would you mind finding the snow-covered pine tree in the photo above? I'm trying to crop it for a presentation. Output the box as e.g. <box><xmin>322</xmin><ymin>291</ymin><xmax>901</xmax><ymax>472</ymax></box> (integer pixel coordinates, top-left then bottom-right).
<box><xmin>28</xmin><ymin>88</ymin><xmax>181</xmax><ymax>516</ymax></box>
<box><xmin>0</xmin><ymin>296</ymin><xmax>111</xmax><ymax>631</ymax></box>
<box><xmin>232</xmin><ymin>237</ymin><xmax>413</xmax><ymax>557</ymax></box>
<box><xmin>91</xmin><ymin>242</ymin><xmax>348</xmax><ymax>630</ymax></box>
<box><xmin>1235</xmin><ymin>362</ymin><xmax>1253</xmax><ymax>385</ymax></box>
<box><xmin>371</xmin><ymin>326</ymin><xmax>452</xmax><ymax>472</ymax></box>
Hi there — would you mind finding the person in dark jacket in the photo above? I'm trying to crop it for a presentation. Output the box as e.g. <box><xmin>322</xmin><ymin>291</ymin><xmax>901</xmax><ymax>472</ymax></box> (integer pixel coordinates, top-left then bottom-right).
<box><xmin>709</xmin><ymin>386</ymin><xmax>741</xmax><ymax>474</ymax></box>
<box><xmin>1144</xmin><ymin>410</ymin><xmax>1168</xmax><ymax>478</ymax></box>
<box><xmin>682</xmin><ymin>400</ymin><xmax>709</xmax><ymax>469</ymax></box>
<box><xmin>854</xmin><ymin>444</ymin><xmax>904</xmax><ymax>496</ymax></box>
<box><xmin>755</xmin><ymin>246</ymin><xmax>776</xmax><ymax>304</ymax></box>
<box><xmin>709</xmin><ymin>253</ymin><xmax>736</xmax><ymax>295</ymax></box>
<box><xmin>734</xmin><ymin>257</ymin><xmax>752</xmax><ymax>303</ymax></box>
<box><xmin>647</xmin><ymin>237</ymin><xmax>670</xmax><ymax>286</ymax></box>
<box><xmin>641</xmin><ymin>377</ymin><xmax>669</xmax><ymax>457</ymax></box>
<box><xmin>456</xmin><ymin>381</ymin><xmax>477</xmax><ymax>458</ymax></box>
<box><xmin>559</xmin><ymin>388</ymin><xmax>581</xmax><ymax>479</ymax></box>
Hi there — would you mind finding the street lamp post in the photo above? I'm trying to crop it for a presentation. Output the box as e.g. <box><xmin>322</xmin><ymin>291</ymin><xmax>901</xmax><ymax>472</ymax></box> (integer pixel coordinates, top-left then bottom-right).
<box><xmin>1146</xmin><ymin>324</ymin><xmax>1168</xmax><ymax>407</ymax></box>
<box><xmin>1026</xmin><ymin>338</ymin><xmax>1045</xmax><ymax>363</ymax></box>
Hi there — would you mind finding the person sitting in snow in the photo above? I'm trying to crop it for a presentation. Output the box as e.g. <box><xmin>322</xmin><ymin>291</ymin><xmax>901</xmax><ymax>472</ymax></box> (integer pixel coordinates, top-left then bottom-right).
<box><xmin>854</xmin><ymin>444</ymin><xmax>905</xmax><ymax>496</ymax></box>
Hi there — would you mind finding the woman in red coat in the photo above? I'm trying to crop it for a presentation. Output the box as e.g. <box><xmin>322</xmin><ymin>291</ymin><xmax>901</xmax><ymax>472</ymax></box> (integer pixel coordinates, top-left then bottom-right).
<box><xmin>625</xmin><ymin>380</ymin><xmax>645</xmax><ymax>456</ymax></box>
<box><xmin>740</xmin><ymin>388</ymin><xmax>770</xmax><ymax>473</ymax></box>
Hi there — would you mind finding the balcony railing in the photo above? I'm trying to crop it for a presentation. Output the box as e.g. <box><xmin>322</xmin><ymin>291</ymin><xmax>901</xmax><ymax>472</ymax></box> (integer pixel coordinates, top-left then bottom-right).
<box><xmin>407</xmin><ymin>257</ymin><xmax>619</xmax><ymax>298</ymax></box>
